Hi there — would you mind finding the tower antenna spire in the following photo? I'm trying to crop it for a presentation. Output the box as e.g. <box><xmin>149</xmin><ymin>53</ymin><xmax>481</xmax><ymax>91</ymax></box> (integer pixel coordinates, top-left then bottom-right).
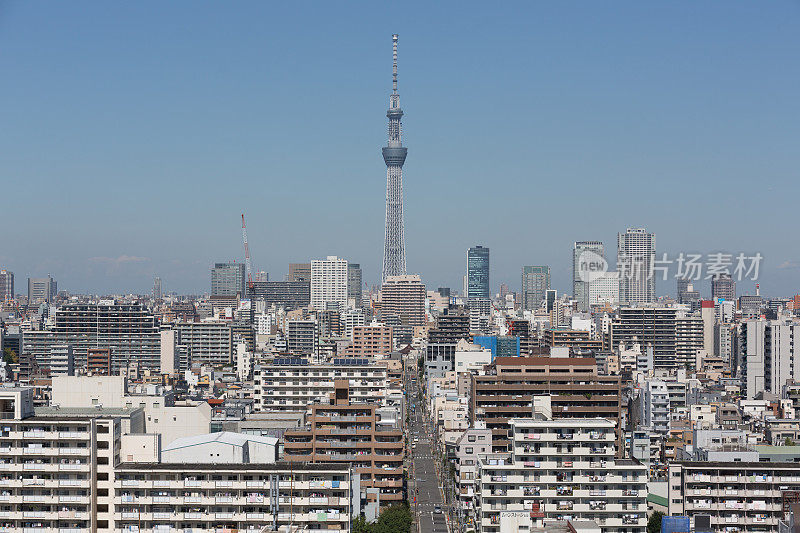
<box><xmin>381</xmin><ymin>33</ymin><xmax>407</xmax><ymax>284</ymax></box>
<box><xmin>392</xmin><ymin>34</ymin><xmax>398</xmax><ymax>94</ymax></box>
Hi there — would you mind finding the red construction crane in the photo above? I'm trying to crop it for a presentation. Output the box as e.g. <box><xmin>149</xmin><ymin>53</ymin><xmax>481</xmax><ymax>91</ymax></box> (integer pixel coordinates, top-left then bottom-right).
<box><xmin>241</xmin><ymin>214</ymin><xmax>253</xmax><ymax>292</ymax></box>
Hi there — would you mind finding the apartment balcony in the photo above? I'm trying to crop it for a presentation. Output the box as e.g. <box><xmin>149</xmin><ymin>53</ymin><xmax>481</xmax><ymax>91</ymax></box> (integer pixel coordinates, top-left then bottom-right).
<box><xmin>58</xmin><ymin>479</ymin><xmax>85</xmax><ymax>487</ymax></box>
<box><xmin>22</xmin><ymin>431</ymin><xmax>54</xmax><ymax>439</ymax></box>
<box><xmin>57</xmin><ymin>448</ymin><xmax>88</xmax><ymax>456</ymax></box>
<box><xmin>58</xmin><ymin>463</ymin><xmax>89</xmax><ymax>472</ymax></box>
<box><xmin>23</xmin><ymin>447</ymin><xmax>56</xmax><ymax>456</ymax></box>
<box><xmin>59</xmin><ymin>495</ymin><xmax>90</xmax><ymax>504</ymax></box>
<box><xmin>371</xmin><ymin>479</ymin><xmax>403</xmax><ymax>488</ymax></box>
<box><xmin>22</xmin><ymin>494</ymin><xmax>52</xmax><ymax>503</ymax></box>
<box><xmin>23</xmin><ymin>463</ymin><xmax>59</xmax><ymax>472</ymax></box>
<box><xmin>622</xmin><ymin>515</ymin><xmax>643</xmax><ymax>525</ymax></box>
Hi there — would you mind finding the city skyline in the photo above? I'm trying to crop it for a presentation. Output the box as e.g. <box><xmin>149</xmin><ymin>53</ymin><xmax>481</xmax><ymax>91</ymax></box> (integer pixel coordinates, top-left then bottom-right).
<box><xmin>1</xmin><ymin>2</ymin><xmax>798</xmax><ymax>295</ymax></box>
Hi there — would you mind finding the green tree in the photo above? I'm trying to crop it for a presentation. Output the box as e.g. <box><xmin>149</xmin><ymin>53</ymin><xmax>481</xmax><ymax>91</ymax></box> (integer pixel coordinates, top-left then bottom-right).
<box><xmin>352</xmin><ymin>515</ymin><xmax>373</xmax><ymax>533</ymax></box>
<box><xmin>2</xmin><ymin>348</ymin><xmax>17</xmax><ymax>365</ymax></box>
<box><xmin>374</xmin><ymin>503</ymin><xmax>412</xmax><ymax>533</ymax></box>
<box><xmin>786</xmin><ymin>437</ymin><xmax>795</xmax><ymax>446</ymax></box>
<box><xmin>647</xmin><ymin>511</ymin><xmax>664</xmax><ymax>533</ymax></box>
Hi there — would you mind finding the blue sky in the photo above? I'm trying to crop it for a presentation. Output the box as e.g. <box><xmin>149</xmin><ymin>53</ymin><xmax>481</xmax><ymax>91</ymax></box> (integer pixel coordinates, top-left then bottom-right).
<box><xmin>1</xmin><ymin>2</ymin><xmax>798</xmax><ymax>297</ymax></box>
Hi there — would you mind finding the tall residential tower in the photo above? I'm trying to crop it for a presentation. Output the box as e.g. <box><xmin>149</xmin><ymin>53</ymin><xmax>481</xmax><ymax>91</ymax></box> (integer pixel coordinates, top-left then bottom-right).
<box><xmin>573</xmin><ymin>241</ymin><xmax>605</xmax><ymax>312</ymax></box>
<box><xmin>381</xmin><ymin>34</ymin><xmax>408</xmax><ymax>284</ymax></box>
<box><xmin>617</xmin><ymin>227</ymin><xmax>656</xmax><ymax>304</ymax></box>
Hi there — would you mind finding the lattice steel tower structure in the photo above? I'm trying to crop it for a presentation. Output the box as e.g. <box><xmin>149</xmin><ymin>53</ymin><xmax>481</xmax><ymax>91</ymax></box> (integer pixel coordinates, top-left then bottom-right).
<box><xmin>381</xmin><ymin>34</ymin><xmax>408</xmax><ymax>284</ymax></box>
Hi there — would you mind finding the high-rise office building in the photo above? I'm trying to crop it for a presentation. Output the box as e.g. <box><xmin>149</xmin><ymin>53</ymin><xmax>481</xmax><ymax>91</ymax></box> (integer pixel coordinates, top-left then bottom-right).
<box><xmin>153</xmin><ymin>277</ymin><xmax>162</xmax><ymax>302</ymax></box>
<box><xmin>347</xmin><ymin>263</ymin><xmax>363</xmax><ymax>305</ymax></box>
<box><xmin>248</xmin><ymin>280</ymin><xmax>311</xmax><ymax>309</ymax></box>
<box><xmin>0</xmin><ymin>269</ymin><xmax>13</xmax><ymax>301</ymax></box>
<box><xmin>380</xmin><ymin>274</ymin><xmax>426</xmax><ymax>326</ymax></box>
<box><xmin>617</xmin><ymin>227</ymin><xmax>656</xmax><ymax>304</ymax></box>
<box><xmin>677</xmin><ymin>277</ymin><xmax>700</xmax><ymax>308</ymax></box>
<box><xmin>310</xmin><ymin>256</ymin><xmax>348</xmax><ymax>311</ymax></box>
<box><xmin>467</xmin><ymin>246</ymin><xmax>490</xmax><ymax>299</ymax></box>
<box><xmin>27</xmin><ymin>276</ymin><xmax>57</xmax><ymax>305</ymax></box>
<box><xmin>545</xmin><ymin>289</ymin><xmax>557</xmax><ymax>312</ymax></box>
<box><xmin>677</xmin><ymin>277</ymin><xmax>690</xmax><ymax>301</ymax></box>
<box><xmin>381</xmin><ymin>34</ymin><xmax>408</xmax><ymax>283</ymax></box>
<box><xmin>521</xmin><ymin>265</ymin><xmax>550</xmax><ymax>311</ymax></box>
<box><xmin>711</xmin><ymin>273</ymin><xmax>736</xmax><ymax>302</ymax></box>
<box><xmin>573</xmin><ymin>241</ymin><xmax>604</xmax><ymax>312</ymax></box>
<box><xmin>211</xmin><ymin>262</ymin><xmax>245</xmax><ymax>297</ymax></box>
<box><xmin>287</xmin><ymin>262</ymin><xmax>311</xmax><ymax>282</ymax></box>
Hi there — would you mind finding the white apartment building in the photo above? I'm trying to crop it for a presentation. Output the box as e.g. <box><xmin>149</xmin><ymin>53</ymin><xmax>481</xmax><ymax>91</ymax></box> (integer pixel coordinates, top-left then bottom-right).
<box><xmin>0</xmin><ymin>388</ymin><xmax>135</xmax><ymax>532</ymax></box>
<box><xmin>589</xmin><ymin>272</ymin><xmax>620</xmax><ymax>307</ymax></box>
<box><xmin>51</xmin><ymin>376</ymin><xmax>212</xmax><ymax>447</ymax></box>
<box><xmin>477</xmin><ymin>417</ymin><xmax>647</xmax><ymax>533</ymax></box>
<box><xmin>253</xmin><ymin>361</ymin><xmax>387</xmax><ymax>411</ymax></box>
<box><xmin>640</xmin><ymin>380</ymin><xmax>670</xmax><ymax>434</ymax></box>
<box><xmin>49</xmin><ymin>344</ymin><xmax>74</xmax><ymax>376</ymax></box>
<box><xmin>454</xmin><ymin>339</ymin><xmax>492</xmax><ymax>374</ymax></box>
<box><xmin>0</xmin><ymin>388</ymin><xmax>355</xmax><ymax>533</ymax></box>
<box><xmin>172</xmin><ymin>321</ymin><xmax>233</xmax><ymax>366</ymax></box>
<box><xmin>255</xmin><ymin>313</ymin><xmax>275</xmax><ymax>335</ymax></box>
<box><xmin>667</xmin><ymin>461</ymin><xmax>800</xmax><ymax>533</ymax></box>
<box><xmin>617</xmin><ymin>228</ymin><xmax>655</xmax><ymax>305</ymax></box>
<box><xmin>741</xmin><ymin>319</ymin><xmax>800</xmax><ymax>399</ymax></box>
<box><xmin>343</xmin><ymin>308</ymin><xmax>366</xmax><ymax>340</ymax></box>
<box><xmin>454</xmin><ymin>426</ymin><xmax>493</xmax><ymax>512</ymax></box>
<box><xmin>113</xmin><ymin>462</ymin><xmax>354</xmax><ymax>533</ymax></box>
<box><xmin>311</xmin><ymin>256</ymin><xmax>348</xmax><ymax>312</ymax></box>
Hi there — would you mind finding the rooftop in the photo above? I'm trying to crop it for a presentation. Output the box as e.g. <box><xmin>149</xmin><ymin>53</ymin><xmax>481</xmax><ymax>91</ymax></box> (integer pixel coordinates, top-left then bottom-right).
<box><xmin>32</xmin><ymin>406</ymin><xmax>144</xmax><ymax>419</ymax></box>
<box><xmin>115</xmin><ymin>461</ymin><xmax>349</xmax><ymax>472</ymax></box>
<box><xmin>162</xmin><ymin>431</ymin><xmax>278</xmax><ymax>451</ymax></box>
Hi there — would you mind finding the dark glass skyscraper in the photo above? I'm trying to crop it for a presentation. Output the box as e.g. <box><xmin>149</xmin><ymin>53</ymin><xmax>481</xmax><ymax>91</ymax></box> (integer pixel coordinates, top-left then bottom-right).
<box><xmin>347</xmin><ymin>263</ymin><xmax>363</xmax><ymax>305</ymax></box>
<box><xmin>467</xmin><ymin>246</ymin><xmax>490</xmax><ymax>299</ymax></box>
<box><xmin>211</xmin><ymin>262</ymin><xmax>245</xmax><ymax>297</ymax></box>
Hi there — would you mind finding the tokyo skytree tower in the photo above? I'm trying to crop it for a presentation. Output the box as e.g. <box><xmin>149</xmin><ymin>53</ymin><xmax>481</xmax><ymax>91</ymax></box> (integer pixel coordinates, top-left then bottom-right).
<box><xmin>381</xmin><ymin>34</ymin><xmax>408</xmax><ymax>284</ymax></box>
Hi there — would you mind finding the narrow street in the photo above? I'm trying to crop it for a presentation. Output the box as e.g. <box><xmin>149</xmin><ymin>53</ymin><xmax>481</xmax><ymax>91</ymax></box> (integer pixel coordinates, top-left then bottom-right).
<box><xmin>407</xmin><ymin>355</ymin><xmax>450</xmax><ymax>533</ymax></box>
